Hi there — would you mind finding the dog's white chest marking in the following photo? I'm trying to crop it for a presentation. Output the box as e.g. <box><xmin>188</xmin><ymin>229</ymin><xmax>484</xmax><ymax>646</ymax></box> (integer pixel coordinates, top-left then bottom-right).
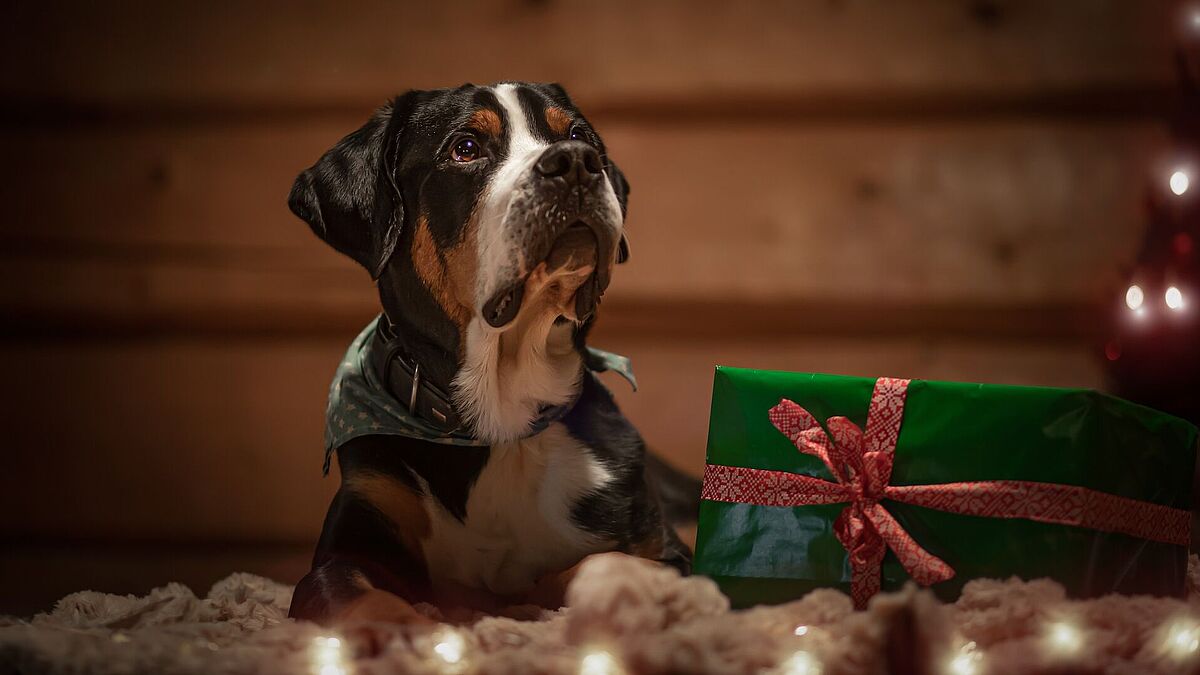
<box><xmin>419</xmin><ymin>423</ymin><xmax>616</xmax><ymax>596</ymax></box>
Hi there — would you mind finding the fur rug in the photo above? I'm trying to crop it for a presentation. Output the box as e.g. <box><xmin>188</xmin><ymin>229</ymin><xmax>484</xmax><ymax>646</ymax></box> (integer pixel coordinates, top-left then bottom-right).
<box><xmin>3</xmin><ymin>554</ymin><xmax>1200</xmax><ymax>675</ymax></box>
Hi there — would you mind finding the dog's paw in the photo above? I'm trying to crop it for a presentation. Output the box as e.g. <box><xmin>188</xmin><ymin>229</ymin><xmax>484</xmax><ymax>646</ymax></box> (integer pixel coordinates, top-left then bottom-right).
<box><xmin>328</xmin><ymin>591</ymin><xmax>439</xmax><ymax>658</ymax></box>
<box><xmin>334</xmin><ymin>589</ymin><xmax>437</xmax><ymax>626</ymax></box>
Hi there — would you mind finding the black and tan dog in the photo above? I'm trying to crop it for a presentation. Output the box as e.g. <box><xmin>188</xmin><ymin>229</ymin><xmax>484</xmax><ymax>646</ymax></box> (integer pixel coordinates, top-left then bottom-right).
<box><xmin>287</xmin><ymin>82</ymin><xmax>699</xmax><ymax>624</ymax></box>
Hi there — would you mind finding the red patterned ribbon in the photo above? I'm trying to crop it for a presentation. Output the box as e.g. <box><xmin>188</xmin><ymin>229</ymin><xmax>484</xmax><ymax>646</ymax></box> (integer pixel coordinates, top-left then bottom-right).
<box><xmin>701</xmin><ymin>377</ymin><xmax>1191</xmax><ymax>609</ymax></box>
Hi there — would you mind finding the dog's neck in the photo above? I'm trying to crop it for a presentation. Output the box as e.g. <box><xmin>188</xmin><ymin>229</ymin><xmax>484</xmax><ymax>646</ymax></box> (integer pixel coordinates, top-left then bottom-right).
<box><xmin>452</xmin><ymin>312</ymin><xmax>584</xmax><ymax>444</ymax></box>
<box><xmin>450</xmin><ymin>258</ymin><xmax>602</xmax><ymax>442</ymax></box>
<box><xmin>380</xmin><ymin>256</ymin><xmax>599</xmax><ymax>443</ymax></box>
<box><xmin>378</xmin><ymin>272</ymin><xmax>465</xmax><ymax>397</ymax></box>
<box><xmin>380</xmin><ymin>300</ymin><xmax>586</xmax><ymax>446</ymax></box>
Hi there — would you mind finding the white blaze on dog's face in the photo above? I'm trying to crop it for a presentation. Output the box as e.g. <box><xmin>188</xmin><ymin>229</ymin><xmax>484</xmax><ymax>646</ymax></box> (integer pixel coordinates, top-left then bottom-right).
<box><xmin>472</xmin><ymin>83</ymin><xmax>625</xmax><ymax>329</ymax></box>
<box><xmin>288</xmin><ymin>82</ymin><xmax>631</xmax><ymax>443</ymax></box>
<box><xmin>455</xmin><ymin>83</ymin><xmax>628</xmax><ymax>442</ymax></box>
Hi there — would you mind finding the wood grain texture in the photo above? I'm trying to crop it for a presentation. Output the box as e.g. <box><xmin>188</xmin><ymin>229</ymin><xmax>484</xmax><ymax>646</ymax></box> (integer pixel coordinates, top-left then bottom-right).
<box><xmin>0</xmin><ymin>119</ymin><xmax>1164</xmax><ymax>329</ymax></box>
<box><xmin>1</xmin><ymin>338</ymin><xmax>340</xmax><ymax>541</ymax></box>
<box><xmin>1</xmin><ymin>1</ymin><xmax>1180</xmax><ymax>112</ymax></box>
<box><xmin>606</xmin><ymin>121</ymin><xmax>1163</xmax><ymax>304</ymax></box>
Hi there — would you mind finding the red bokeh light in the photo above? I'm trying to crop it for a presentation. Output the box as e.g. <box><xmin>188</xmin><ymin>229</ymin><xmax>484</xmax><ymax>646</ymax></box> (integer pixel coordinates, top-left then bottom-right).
<box><xmin>1105</xmin><ymin>340</ymin><xmax>1123</xmax><ymax>361</ymax></box>
<box><xmin>1174</xmin><ymin>232</ymin><xmax>1194</xmax><ymax>257</ymax></box>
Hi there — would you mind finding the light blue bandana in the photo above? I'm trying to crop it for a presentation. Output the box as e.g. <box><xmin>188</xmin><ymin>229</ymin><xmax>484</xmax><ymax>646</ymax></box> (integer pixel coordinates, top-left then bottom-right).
<box><xmin>323</xmin><ymin>316</ymin><xmax>636</xmax><ymax>474</ymax></box>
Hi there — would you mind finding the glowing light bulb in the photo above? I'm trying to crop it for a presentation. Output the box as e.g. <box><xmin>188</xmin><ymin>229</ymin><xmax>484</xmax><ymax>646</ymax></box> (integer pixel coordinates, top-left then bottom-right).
<box><xmin>434</xmin><ymin>631</ymin><xmax>466</xmax><ymax>665</ymax></box>
<box><xmin>1046</xmin><ymin>621</ymin><xmax>1082</xmax><ymax>654</ymax></box>
<box><xmin>946</xmin><ymin>652</ymin><xmax>978</xmax><ymax>675</ymax></box>
<box><xmin>1125</xmin><ymin>284</ymin><xmax>1144</xmax><ymax>310</ymax></box>
<box><xmin>311</xmin><ymin>636</ymin><xmax>346</xmax><ymax>675</ymax></box>
<box><xmin>778</xmin><ymin>650</ymin><xmax>822</xmax><ymax>675</ymax></box>
<box><xmin>1171</xmin><ymin>170</ymin><xmax>1190</xmax><ymax>196</ymax></box>
<box><xmin>580</xmin><ymin>649</ymin><xmax>623</xmax><ymax>675</ymax></box>
<box><xmin>1166</xmin><ymin>620</ymin><xmax>1200</xmax><ymax>658</ymax></box>
<box><xmin>1166</xmin><ymin>286</ymin><xmax>1185</xmax><ymax>311</ymax></box>
<box><xmin>794</xmin><ymin>625</ymin><xmax>809</xmax><ymax>637</ymax></box>
<box><xmin>945</xmin><ymin>641</ymin><xmax>981</xmax><ymax>675</ymax></box>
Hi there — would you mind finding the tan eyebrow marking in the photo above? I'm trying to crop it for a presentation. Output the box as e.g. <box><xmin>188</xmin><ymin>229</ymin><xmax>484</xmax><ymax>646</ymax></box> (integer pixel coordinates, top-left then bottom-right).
<box><xmin>468</xmin><ymin>108</ymin><xmax>502</xmax><ymax>137</ymax></box>
<box><xmin>545</xmin><ymin>107</ymin><xmax>571</xmax><ymax>135</ymax></box>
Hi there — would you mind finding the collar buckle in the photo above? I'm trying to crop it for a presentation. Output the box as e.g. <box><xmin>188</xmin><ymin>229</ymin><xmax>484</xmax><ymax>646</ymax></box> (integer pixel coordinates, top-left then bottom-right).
<box><xmin>372</xmin><ymin>316</ymin><xmax>463</xmax><ymax>434</ymax></box>
<box><xmin>408</xmin><ymin>363</ymin><xmax>421</xmax><ymax>415</ymax></box>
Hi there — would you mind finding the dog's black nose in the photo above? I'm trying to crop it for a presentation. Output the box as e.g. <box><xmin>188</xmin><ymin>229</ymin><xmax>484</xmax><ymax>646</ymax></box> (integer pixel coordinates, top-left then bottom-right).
<box><xmin>535</xmin><ymin>141</ymin><xmax>603</xmax><ymax>184</ymax></box>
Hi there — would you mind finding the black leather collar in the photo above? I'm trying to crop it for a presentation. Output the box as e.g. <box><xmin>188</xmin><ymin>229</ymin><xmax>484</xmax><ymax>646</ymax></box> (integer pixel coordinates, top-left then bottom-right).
<box><xmin>369</xmin><ymin>317</ymin><xmax>464</xmax><ymax>434</ymax></box>
<box><xmin>366</xmin><ymin>315</ymin><xmax>621</xmax><ymax>443</ymax></box>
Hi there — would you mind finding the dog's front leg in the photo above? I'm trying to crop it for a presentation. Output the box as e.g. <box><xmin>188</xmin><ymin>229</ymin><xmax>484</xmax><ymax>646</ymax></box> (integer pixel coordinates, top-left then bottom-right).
<box><xmin>290</xmin><ymin>479</ymin><xmax>437</xmax><ymax>626</ymax></box>
<box><xmin>290</xmin><ymin>557</ymin><xmax>434</xmax><ymax>626</ymax></box>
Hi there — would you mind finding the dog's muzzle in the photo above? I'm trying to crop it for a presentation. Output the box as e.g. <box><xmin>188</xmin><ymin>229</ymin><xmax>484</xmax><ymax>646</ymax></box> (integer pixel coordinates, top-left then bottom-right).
<box><xmin>482</xmin><ymin>141</ymin><xmax>619</xmax><ymax>328</ymax></box>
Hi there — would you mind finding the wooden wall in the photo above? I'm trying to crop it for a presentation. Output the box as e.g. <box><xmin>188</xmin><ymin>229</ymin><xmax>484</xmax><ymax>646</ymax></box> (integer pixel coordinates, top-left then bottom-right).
<box><xmin>0</xmin><ymin>0</ymin><xmax>1184</xmax><ymax>615</ymax></box>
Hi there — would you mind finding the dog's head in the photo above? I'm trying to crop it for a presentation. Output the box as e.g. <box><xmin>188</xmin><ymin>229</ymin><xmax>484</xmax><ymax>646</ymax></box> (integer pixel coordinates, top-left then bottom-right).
<box><xmin>289</xmin><ymin>82</ymin><xmax>629</xmax><ymax>439</ymax></box>
<box><xmin>290</xmin><ymin>81</ymin><xmax>628</xmax><ymax>329</ymax></box>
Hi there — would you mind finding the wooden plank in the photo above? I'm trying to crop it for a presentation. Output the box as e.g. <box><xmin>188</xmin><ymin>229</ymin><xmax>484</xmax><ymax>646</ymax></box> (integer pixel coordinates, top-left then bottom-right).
<box><xmin>0</xmin><ymin>338</ymin><xmax>343</xmax><ymax>542</ymax></box>
<box><xmin>0</xmin><ymin>119</ymin><xmax>1164</xmax><ymax>317</ymax></box>
<box><xmin>0</xmin><ymin>122</ymin><xmax>345</xmax><ymax>251</ymax></box>
<box><xmin>0</xmin><ymin>256</ymin><xmax>376</xmax><ymax>335</ymax></box>
<box><xmin>0</xmin><ymin>292</ymin><xmax>1107</xmax><ymax>342</ymax></box>
<box><xmin>0</xmin><ymin>336</ymin><xmax>1103</xmax><ymax>541</ymax></box>
<box><xmin>606</xmin><ymin>120</ymin><xmax>1161</xmax><ymax>304</ymax></box>
<box><xmin>1</xmin><ymin>1</ymin><xmax>1179</xmax><ymax>113</ymax></box>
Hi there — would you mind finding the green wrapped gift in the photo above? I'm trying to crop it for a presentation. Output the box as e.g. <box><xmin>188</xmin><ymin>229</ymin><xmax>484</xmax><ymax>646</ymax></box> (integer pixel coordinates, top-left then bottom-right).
<box><xmin>693</xmin><ymin>367</ymin><xmax>1198</xmax><ymax>609</ymax></box>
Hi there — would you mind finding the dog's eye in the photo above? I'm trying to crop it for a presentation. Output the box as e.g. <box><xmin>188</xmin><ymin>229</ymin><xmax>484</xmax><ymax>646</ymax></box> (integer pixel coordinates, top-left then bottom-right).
<box><xmin>450</xmin><ymin>138</ymin><xmax>481</xmax><ymax>163</ymax></box>
<box><xmin>569</xmin><ymin>127</ymin><xmax>586</xmax><ymax>142</ymax></box>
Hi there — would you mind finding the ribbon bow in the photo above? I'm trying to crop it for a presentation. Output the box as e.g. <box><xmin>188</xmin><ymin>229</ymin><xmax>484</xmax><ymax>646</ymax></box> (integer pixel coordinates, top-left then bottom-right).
<box><xmin>767</xmin><ymin>378</ymin><xmax>952</xmax><ymax>606</ymax></box>
<box><xmin>702</xmin><ymin>377</ymin><xmax>1191</xmax><ymax>609</ymax></box>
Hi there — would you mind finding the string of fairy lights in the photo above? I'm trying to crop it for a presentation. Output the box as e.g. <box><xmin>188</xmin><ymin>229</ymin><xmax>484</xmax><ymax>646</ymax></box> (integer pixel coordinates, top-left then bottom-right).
<box><xmin>1122</xmin><ymin>165</ymin><xmax>1192</xmax><ymax>319</ymax></box>
<box><xmin>301</xmin><ymin>613</ymin><xmax>1200</xmax><ymax>675</ymax></box>
<box><xmin>1116</xmin><ymin>8</ymin><xmax>1199</xmax><ymax>328</ymax></box>
<box><xmin>301</xmin><ymin>7</ymin><xmax>1199</xmax><ymax>675</ymax></box>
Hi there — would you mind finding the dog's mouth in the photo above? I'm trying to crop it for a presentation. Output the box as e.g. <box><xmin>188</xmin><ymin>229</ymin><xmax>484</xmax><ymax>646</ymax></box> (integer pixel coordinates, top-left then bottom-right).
<box><xmin>482</xmin><ymin>221</ymin><xmax>612</xmax><ymax>328</ymax></box>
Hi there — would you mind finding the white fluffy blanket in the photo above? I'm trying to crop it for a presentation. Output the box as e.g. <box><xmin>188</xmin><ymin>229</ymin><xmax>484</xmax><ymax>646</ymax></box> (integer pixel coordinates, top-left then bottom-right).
<box><xmin>3</xmin><ymin>554</ymin><xmax>1200</xmax><ymax>674</ymax></box>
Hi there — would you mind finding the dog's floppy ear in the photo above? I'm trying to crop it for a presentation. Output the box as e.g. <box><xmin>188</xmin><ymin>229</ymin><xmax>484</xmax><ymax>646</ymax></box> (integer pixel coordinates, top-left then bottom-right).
<box><xmin>607</xmin><ymin>161</ymin><xmax>632</xmax><ymax>264</ymax></box>
<box><xmin>288</xmin><ymin>93</ymin><xmax>415</xmax><ymax>279</ymax></box>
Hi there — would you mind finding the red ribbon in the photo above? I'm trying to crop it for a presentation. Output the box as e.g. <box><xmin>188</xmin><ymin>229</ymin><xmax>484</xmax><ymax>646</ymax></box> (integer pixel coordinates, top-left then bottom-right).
<box><xmin>701</xmin><ymin>377</ymin><xmax>1191</xmax><ymax>609</ymax></box>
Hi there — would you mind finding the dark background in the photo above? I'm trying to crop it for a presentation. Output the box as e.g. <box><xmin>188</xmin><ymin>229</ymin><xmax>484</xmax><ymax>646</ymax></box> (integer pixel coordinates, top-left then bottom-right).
<box><xmin>1</xmin><ymin>1</ymin><xmax>1197</xmax><ymax>616</ymax></box>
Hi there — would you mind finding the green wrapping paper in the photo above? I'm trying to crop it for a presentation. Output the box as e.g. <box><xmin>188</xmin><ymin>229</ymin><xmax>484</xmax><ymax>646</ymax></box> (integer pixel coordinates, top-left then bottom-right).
<box><xmin>693</xmin><ymin>367</ymin><xmax>1198</xmax><ymax>608</ymax></box>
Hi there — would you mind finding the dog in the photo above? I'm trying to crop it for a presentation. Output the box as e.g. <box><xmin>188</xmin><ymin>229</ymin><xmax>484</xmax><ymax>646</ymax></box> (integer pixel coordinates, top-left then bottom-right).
<box><xmin>286</xmin><ymin>82</ymin><xmax>700</xmax><ymax>624</ymax></box>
